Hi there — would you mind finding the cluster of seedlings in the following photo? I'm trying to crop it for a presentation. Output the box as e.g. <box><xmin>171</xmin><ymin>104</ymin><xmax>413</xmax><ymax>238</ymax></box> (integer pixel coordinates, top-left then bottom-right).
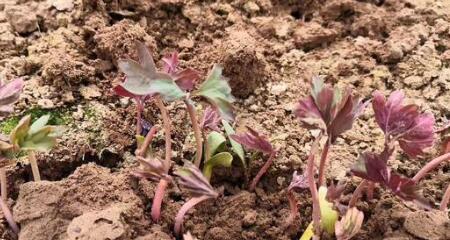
<box><xmin>0</xmin><ymin>41</ymin><xmax>449</xmax><ymax>240</ymax></box>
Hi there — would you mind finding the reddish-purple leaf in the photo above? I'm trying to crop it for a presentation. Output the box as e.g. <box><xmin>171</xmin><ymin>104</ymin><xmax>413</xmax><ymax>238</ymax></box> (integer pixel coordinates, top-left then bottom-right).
<box><xmin>231</xmin><ymin>127</ymin><xmax>274</xmax><ymax>154</ymax></box>
<box><xmin>175</xmin><ymin>161</ymin><xmax>218</xmax><ymax>198</ymax></box>
<box><xmin>134</xmin><ymin>156</ymin><xmax>171</xmax><ymax>182</ymax></box>
<box><xmin>288</xmin><ymin>171</ymin><xmax>309</xmax><ymax>192</ymax></box>
<box><xmin>200</xmin><ymin>106</ymin><xmax>221</xmax><ymax>132</ymax></box>
<box><xmin>351</xmin><ymin>148</ymin><xmax>426</xmax><ymax>203</ymax></box>
<box><xmin>295</xmin><ymin>76</ymin><xmax>367</xmax><ymax>142</ymax></box>
<box><xmin>162</xmin><ymin>52</ymin><xmax>200</xmax><ymax>91</ymax></box>
<box><xmin>0</xmin><ymin>78</ymin><xmax>24</xmax><ymax>117</ymax></box>
<box><xmin>372</xmin><ymin>91</ymin><xmax>435</xmax><ymax>157</ymax></box>
<box><xmin>113</xmin><ymin>84</ymin><xmax>137</xmax><ymax>98</ymax></box>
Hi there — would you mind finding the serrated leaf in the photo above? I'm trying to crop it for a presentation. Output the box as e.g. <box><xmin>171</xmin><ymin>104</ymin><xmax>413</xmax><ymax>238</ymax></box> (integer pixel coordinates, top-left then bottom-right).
<box><xmin>175</xmin><ymin>161</ymin><xmax>218</xmax><ymax>198</ymax></box>
<box><xmin>193</xmin><ymin>65</ymin><xmax>235</xmax><ymax>122</ymax></box>
<box><xmin>207</xmin><ymin>131</ymin><xmax>227</xmax><ymax>159</ymax></box>
<box><xmin>231</xmin><ymin>127</ymin><xmax>274</xmax><ymax>154</ymax></box>
<box><xmin>222</xmin><ymin>120</ymin><xmax>245</xmax><ymax>168</ymax></box>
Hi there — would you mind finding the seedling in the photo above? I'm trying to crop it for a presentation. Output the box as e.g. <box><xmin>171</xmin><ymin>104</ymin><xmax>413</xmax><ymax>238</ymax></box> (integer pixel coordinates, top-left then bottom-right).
<box><xmin>295</xmin><ymin>76</ymin><xmax>368</xmax><ymax>186</ymax></box>
<box><xmin>174</xmin><ymin>161</ymin><xmax>219</xmax><ymax>236</ymax></box>
<box><xmin>231</xmin><ymin>127</ymin><xmax>276</xmax><ymax>191</ymax></box>
<box><xmin>287</xmin><ymin>171</ymin><xmax>308</xmax><ymax>224</ymax></box>
<box><xmin>0</xmin><ymin>77</ymin><xmax>23</xmax><ymax>234</ymax></box>
<box><xmin>9</xmin><ymin>115</ymin><xmax>63</xmax><ymax>181</ymax></box>
<box><xmin>119</xmin><ymin>42</ymin><xmax>235</xmax><ymax>222</ymax></box>
<box><xmin>335</xmin><ymin>207</ymin><xmax>364</xmax><ymax>240</ymax></box>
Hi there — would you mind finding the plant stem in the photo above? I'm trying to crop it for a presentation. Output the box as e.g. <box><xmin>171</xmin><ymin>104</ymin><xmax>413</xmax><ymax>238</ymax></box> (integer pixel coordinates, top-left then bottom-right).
<box><xmin>0</xmin><ymin>196</ymin><xmax>19</xmax><ymax>234</ymax></box>
<box><xmin>174</xmin><ymin>195</ymin><xmax>212</xmax><ymax>236</ymax></box>
<box><xmin>202</xmin><ymin>131</ymin><xmax>210</xmax><ymax>163</ymax></box>
<box><xmin>136</xmin><ymin>102</ymin><xmax>143</xmax><ymax>136</ymax></box>
<box><xmin>0</xmin><ymin>168</ymin><xmax>6</xmax><ymax>200</ymax></box>
<box><xmin>412</xmin><ymin>152</ymin><xmax>450</xmax><ymax>182</ymax></box>
<box><xmin>249</xmin><ymin>152</ymin><xmax>276</xmax><ymax>191</ymax></box>
<box><xmin>349</xmin><ymin>180</ymin><xmax>367</xmax><ymax>207</ymax></box>
<box><xmin>151</xmin><ymin>178</ymin><xmax>169</xmax><ymax>222</ymax></box>
<box><xmin>318</xmin><ymin>137</ymin><xmax>331</xmax><ymax>187</ymax></box>
<box><xmin>287</xmin><ymin>190</ymin><xmax>299</xmax><ymax>225</ymax></box>
<box><xmin>307</xmin><ymin>135</ymin><xmax>322</xmax><ymax>234</ymax></box>
<box><xmin>184</xmin><ymin>100</ymin><xmax>203</xmax><ymax>168</ymax></box>
<box><xmin>154</xmin><ymin>97</ymin><xmax>172</xmax><ymax>173</ymax></box>
<box><xmin>28</xmin><ymin>151</ymin><xmax>40</xmax><ymax>181</ymax></box>
<box><xmin>440</xmin><ymin>183</ymin><xmax>450</xmax><ymax>211</ymax></box>
<box><xmin>135</xmin><ymin>125</ymin><xmax>159</xmax><ymax>157</ymax></box>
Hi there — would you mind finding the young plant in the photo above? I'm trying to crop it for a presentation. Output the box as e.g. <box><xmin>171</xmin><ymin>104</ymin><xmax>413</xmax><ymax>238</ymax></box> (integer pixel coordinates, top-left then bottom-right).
<box><xmin>201</xmin><ymin>131</ymin><xmax>232</xmax><ymax>181</ymax></box>
<box><xmin>335</xmin><ymin>207</ymin><xmax>364</xmax><ymax>240</ymax></box>
<box><xmin>231</xmin><ymin>127</ymin><xmax>276</xmax><ymax>191</ymax></box>
<box><xmin>162</xmin><ymin>52</ymin><xmax>235</xmax><ymax>168</ymax></box>
<box><xmin>174</xmin><ymin>161</ymin><xmax>219</xmax><ymax>236</ymax></box>
<box><xmin>287</xmin><ymin>171</ymin><xmax>308</xmax><ymax>224</ymax></box>
<box><xmin>295</xmin><ymin>76</ymin><xmax>368</xmax><ymax>186</ymax></box>
<box><xmin>0</xmin><ymin>77</ymin><xmax>23</xmax><ymax>234</ymax></box>
<box><xmin>9</xmin><ymin>115</ymin><xmax>63</xmax><ymax>181</ymax></box>
<box><xmin>117</xmin><ymin>42</ymin><xmax>185</xmax><ymax>222</ymax></box>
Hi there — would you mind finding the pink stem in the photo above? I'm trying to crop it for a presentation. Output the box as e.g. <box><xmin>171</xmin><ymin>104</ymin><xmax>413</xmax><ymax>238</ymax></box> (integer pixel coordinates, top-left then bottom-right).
<box><xmin>412</xmin><ymin>153</ymin><xmax>450</xmax><ymax>182</ymax></box>
<box><xmin>135</xmin><ymin>126</ymin><xmax>159</xmax><ymax>157</ymax></box>
<box><xmin>154</xmin><ymin>97</ymin><xmax>172</xmax><ymax>173</ymax></box>
<box><xmin>366</xmin><ymin>181</ymin><xmax>375</xmax><ymax>200</ymax></box>
<box><xmin>440</xmin><ymin>183</ymin><xmax>450</xmax><ymax>211</ymax></box>
<box><xmin>0</xmin><ymin>196</ymin><xmax>19</xmax><ymax>234</ymax></box>
<box><xmin>151</xmin><ymin>178</ymin><xmax>169</xmax><ymax>222</ymax></box>
<box><xmin>349</xmin><ymin>180</ymin><xmax>368</xmax><ymax>207</ymax></box>
<box><xmin>287</xmin><ymin>190</ymin><xmax>298</xmax><ymax>225</ymax></box>
<box><xmin>184</xmin><ymin>100</ymin><xmax>203</xmax><ymax>168</ymax></box>
<box><xmin>250</xmin><ymin>152</ymin><xmax>276</xmax><ymax>191</ymax></box>
<box><xmin>174</xmin><ymin>195</ymin><xmax>212</xmax><ymax>236</ymax></box>
<box><xmin>317</xmin><ymin>138</ymin><xmax>331</xmax><ymax>186</ymax></box>
<box><xmin>308</xmin><ymin>135</ymin><xmax>322</xmax><ymax>234</ymax></box>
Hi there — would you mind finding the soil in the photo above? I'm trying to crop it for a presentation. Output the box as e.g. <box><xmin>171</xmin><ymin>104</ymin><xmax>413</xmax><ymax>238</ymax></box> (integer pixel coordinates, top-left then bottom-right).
<box><xmin>0</xmin><ymin>0</ymin><xmax>449</xmax><ymax>240</ymax></box>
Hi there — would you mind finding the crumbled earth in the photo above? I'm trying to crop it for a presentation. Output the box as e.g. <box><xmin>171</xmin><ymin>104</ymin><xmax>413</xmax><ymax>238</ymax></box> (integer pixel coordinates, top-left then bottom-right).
<box><xmin>0</xmin><ymin>0</ymin><xmax>449</xmax><ymax>239</ymax></box>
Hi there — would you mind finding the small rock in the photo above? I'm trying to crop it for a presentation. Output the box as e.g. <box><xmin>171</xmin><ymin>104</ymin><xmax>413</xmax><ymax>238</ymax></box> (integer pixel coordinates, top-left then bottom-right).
<box><xmin>270</xmin><ymin>83</ymin><xmax>288</xmax><ymax>95</ymax></box>
<box><xmin>243</xmin><ymin>2</ymin><xmax>260</xmax><ymax>14</ymax></box>
<box><xmin>61</xmin><ymin>91</ymin><xmax>75</xmax><ymax>103</ymax></box>
<box><xmin>178</xmin><ymin>38</ymin><xmax>194</xmax><ymax>49</ymax></box>
<box><xmin>50</xmin><ymin>0</ymin><xmax>74</xmax><ymax>11</ymax></box>
<box><xmin>79</xmin><ymin>85</ymin><xmax>101</xmax><ymax>100</ymax></box>
<box><xmin>5</xmin><ymin>6</ymin><xmax>38</xmax><ymax>34</ymax></box>
<box><xmin>403</xmin><ymin>75</ymin><xmax>424</xmax><ymax>89</ymax></box>
<box><xmin>242</xmin><ymin>210</ymin><xmax>257</xmax><ymax>227</ymax></box>
<box><xmin>37</xmin><ymin>99</ymin><xmax>55</xmax><ymax>109</ymax></box>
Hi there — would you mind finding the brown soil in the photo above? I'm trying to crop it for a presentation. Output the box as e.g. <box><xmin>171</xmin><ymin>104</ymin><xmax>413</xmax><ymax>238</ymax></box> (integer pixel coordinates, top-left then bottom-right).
<box><xmin>0</xmin><ymin>0</ymin><xmax>449</xmax><ymax>239</ymax></box>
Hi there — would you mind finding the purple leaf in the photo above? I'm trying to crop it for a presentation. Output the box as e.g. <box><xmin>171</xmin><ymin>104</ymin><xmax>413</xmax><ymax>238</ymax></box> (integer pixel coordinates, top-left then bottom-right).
<box><xmin>175</xmin><ymin>161</ymin><xmax>218</xmax><ymax>198</ymax></box>
<box><xmin>351</xmin><ymin>148</ymin><xmax>426</xmax><ymax>203</ymax></box>
<box><xmin>200</xmin><ymin>106</ymin><xmax>221</xmax><ymax>132</ymax></box>
<box><xmin>162</xmin><ymin>52</ymin><xmax>179</xmax><ymax>74</ymax></box>
<box><xmin>134</xmin><ymin>156</ymin><xmax>170</xmax><ymax>182</ymax></box>
<box><xmin>288</xmin><ymin>171</ymin><xmax>309</xmax><ymax>192</ymax></box>
<box><xmin>0</xmin><ymin>78</ymin><xmax>24</xmax><ymax>117</ymax></box>
<box><xmin>372</xmin><ymin>91</ymin><xmax>435</xmax><ymax>157</ymax></box>
<box><xmin>231</xmin><ymin>127</ymin><xmax>274</xmax><ymax>154</ymax></box>
<box><xmin>295</xmin><ymin>76</ymin><xmax>367</xmax><ymax>142</ymax></box>
<box><xmin>162</xmin><ymin>52</ymin><xmax>200</xmax><ymax>91</ymax></box>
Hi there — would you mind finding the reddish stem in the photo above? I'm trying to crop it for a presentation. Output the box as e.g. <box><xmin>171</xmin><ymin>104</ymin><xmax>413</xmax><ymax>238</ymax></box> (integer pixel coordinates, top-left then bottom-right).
<box><xmin>412</xmin><ymin>153</ymin><xmax>450</xmax><ymax>182</ymax></box>
<box><xmin>287</xmin><ymin>190</ymin><xmax>299</xmax><ymax>224</ymax></box>
<box><xmin>349</xmin><ymin>180</ymin><xmax>368</xmax><ymax>207</ymax></box>
<box><xmin>184</xmin><ymin>100</ymin><xmax>203</xmax><ymax>168</ymax></box>
<box><xmin>366</xmin><ymin>181</ymin><xmax>375</xmax><ymax>200</ymax></box>
<box><xmin>135</xmin><ymin>126</ymin><xmax>159</xmax><ymax>157</ymax></box>
<box><xmin>249</xmin><ymin>152</ymin><xmax>276</xmax><ymax>191</ymax></box>
<box><xmin>440</xmin><ymin>183</ymin><xmax>450</xmax><ymax>211</ymax></box>
<box><xmin>154</xmin><ymin>97</ymin><xmax>172</xmax><ymax>173</ymax></box>
<box><xmin>0</xmin><ymin>196</ymin><xmax>19</xmax><ymax>234</ymax></box>
<box><xmin>308</xmin><ymin>135</ymin><xmax>322</xmax><ymax>234</ymax></box>
<box><xmin>151</xmin><ymin>178</ymin><xmax>169</xmax><ymax>222</ymax></box>
<box><xmin>317</xmin><ymin>138</ymin><xmax>331</xmax><ymax>186</ymax></box>
<box><xmin>174</xmin><ymin>195</ymin><xmax>212</xmax><ymax>236</ymax></box>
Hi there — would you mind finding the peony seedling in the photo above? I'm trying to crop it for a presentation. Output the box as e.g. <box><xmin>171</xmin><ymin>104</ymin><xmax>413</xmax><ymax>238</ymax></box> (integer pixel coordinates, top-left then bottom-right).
<box><xmin>174</xmin><ymin>161</ymin><xmax>219</xmax><ymax>236</ymax></box>
<box><xmin>231</xmin><ymin>127</ymin><xmax>276</xmax><ymax>191</ymax></box>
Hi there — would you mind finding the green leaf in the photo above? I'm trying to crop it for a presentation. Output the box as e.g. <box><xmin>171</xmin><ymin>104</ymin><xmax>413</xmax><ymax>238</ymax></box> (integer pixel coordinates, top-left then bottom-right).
<box><xmin>299</xmin><ymin>222</ymin><xmax>314</xmax><ymax>240</ymax></box>
<box><xmin>202</xmin><ymin>152</ymin><xmax>233</xmax><ymax>181</ymax></box>
<box><xmin>147</xmin><ymin>79</ymin><xmax>186</xmax><ymax>101</ymax></box>
<box><xmin>29</xmin><ymin>115</ymin><xmax>50</xmax><ymax>135</ymax></box>
<box><xmin>193</xmin><ymin>65</ymin><xmax>235</xmax><ymax>122</ymax></box>
<box><xmin>318</xmin><ymin>186</ymin><xmax>339</xmax><ymax>235</ymax></box>
<box><xmin>222</xmin><ymin>120</ymin><xmax>245</xmax><ymax>168</ymax></box>
<box><xmin>10</xmin><ymin>115</ymin><xmax>31</xmax><ymax>148</ymax></box>
<box><xmin>21</xmin><ymin>136</ymin><xmax>56</xmax><ymax>152</ymax></box>
<box><xmin>206</xmin><ymin>131</ymin><xmax>227</xmax><ymax>159</ymax></box>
